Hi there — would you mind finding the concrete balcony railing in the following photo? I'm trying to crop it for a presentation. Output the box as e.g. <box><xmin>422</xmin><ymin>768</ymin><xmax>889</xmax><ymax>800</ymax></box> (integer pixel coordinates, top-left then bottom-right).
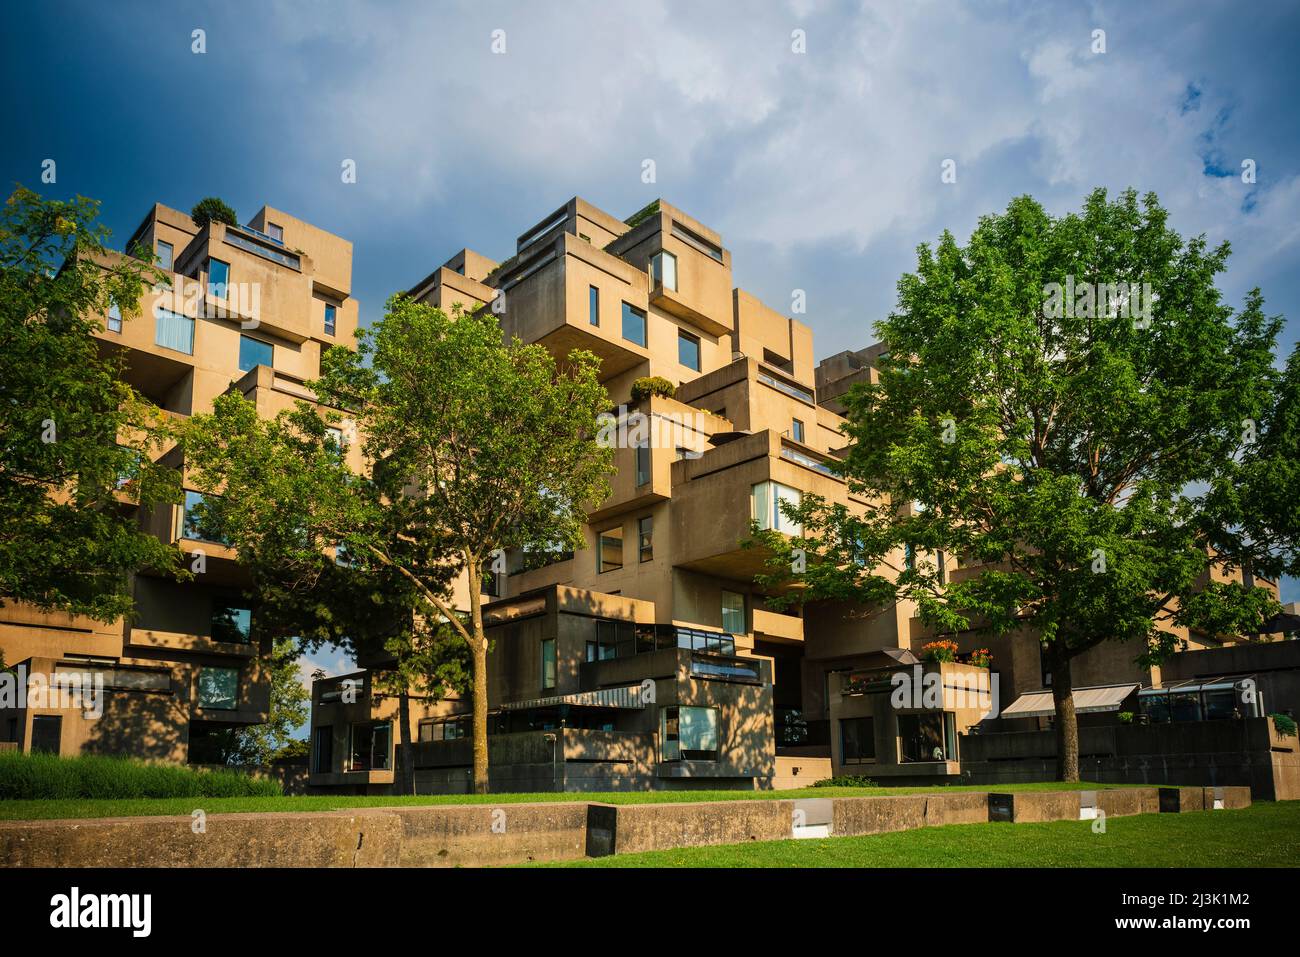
<box><xmin>753</xmin><ymin>607</ymin><xmax>804</xmax><ymax>644</ymax></box>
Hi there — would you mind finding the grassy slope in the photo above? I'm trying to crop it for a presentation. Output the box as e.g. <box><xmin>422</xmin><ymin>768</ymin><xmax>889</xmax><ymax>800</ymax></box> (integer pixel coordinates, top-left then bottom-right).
<box><xmin>0</xmin><ymin>780</ymin><xmax>1121</xmax><ymax>821</ymax></box>
<box><xmin>533</xmin><ymin>802</ymin><xmax>1300</xmax><ymax>868</ymax></box>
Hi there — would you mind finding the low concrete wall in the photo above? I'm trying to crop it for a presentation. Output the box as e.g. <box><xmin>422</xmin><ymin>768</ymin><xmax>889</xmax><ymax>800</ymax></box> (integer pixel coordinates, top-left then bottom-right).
<box><xmin>389</xmin><ymin>802</ymin><xmax>588</xmax><ymax>866</ymax></box>
<box><xmin>0</xmin><ymin>786</ymin><xmax>1256</xmax><ymax>867</ymax></box>
<box><xmin>0</xmin><ymin>810</ymin><xmax>403</xmax><ymax>867</ymax></box>
<box><xmin>987</xmin><ymin>786</ymin><xmax>1249</xmax><ymax>823</ymax></box>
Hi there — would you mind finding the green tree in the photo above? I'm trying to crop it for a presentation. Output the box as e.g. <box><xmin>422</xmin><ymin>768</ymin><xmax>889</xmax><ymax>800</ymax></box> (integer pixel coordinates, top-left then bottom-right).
<box><xmin>190</xmin><ymin>197</ymin><xmax>237</xmax><ymax>229</ymax></box>
<box><xmin>0</xmin><ymin>187</ymin><xmax>181</xmax><ymax>624</ymax></box>
<box><xmin>183</xmin><ymin>384</ymin><xmax>463</xmax><ymax>793</ymax></box>
<box><xmin>750</xmin><ymin>188</ymin><xmax>1298</xmax><ymax>781</ymax></box>
<box><xmin>186</xmin><ymin>297</ymin><xmax>613</xmax><ymax>793</ymax></box>
<box><xmin>312</xmin><ymin>297</ymin><xmax>613</xmax><ymax>793</ymax></box>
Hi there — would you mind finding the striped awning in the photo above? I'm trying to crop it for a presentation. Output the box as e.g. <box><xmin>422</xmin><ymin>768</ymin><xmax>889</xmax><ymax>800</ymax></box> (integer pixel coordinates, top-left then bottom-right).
<box><xmin>500</xmin><ymin>685</ymin><xmax>647</xmax><ymax>711</ymax></box>
<box><xmin>1000</xmin><ymin>683</ymin><xmax>1138</xmax><ymax>719</ymax></box>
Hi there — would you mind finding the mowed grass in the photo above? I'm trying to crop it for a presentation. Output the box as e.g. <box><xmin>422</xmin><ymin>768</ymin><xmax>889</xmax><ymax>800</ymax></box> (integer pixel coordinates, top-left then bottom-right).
<box><xmin>0</xmin><ymin>780</ymin><xmax>1121</xmax><ymax>821</ymax></box>
<box><xmin>533</xmin><ymin>801</ymin><xmax>1300</xmax><ymax>868</ymax></box>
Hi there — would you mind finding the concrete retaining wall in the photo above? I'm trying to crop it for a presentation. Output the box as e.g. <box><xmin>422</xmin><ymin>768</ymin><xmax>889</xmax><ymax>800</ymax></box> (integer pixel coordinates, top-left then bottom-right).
<box><xmin>0</xmin><ymin>785</ymin><xmax>1255</xmax><ymax>867</ymax></box>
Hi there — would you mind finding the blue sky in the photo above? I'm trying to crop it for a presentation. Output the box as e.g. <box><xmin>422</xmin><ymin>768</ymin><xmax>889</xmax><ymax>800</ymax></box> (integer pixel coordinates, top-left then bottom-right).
<box><xmin>3</xmin><ymin>0</ymin><xmax>1296</xmax><ymax>694</ymax></box>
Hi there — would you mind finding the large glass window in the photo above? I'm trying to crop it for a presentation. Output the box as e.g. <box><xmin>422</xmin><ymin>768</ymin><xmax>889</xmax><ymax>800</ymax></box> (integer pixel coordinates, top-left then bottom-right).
<box><xmin>156</xmin><ymin>240</ymin><xmax>174</xmax><ymax>271</ymax></box>
<box><xmin>30</xmin><ymin>715</ymin><xmax>62</xmax><ymax>754</ymax></box>
<box><xmin>898</xmin><ymin>712</ymin><xmax>954</xmax><ymax>763</ymax></box>
<box><xmin>238</xmin><ymin>335</ymin><xmax>273</xmax><ymax>372</ymax></box>
<box><xmin>197</xmin><ymin>667</ymin><xmax>239</xmax><ymax>710</ymax></box>
<box><xmin>588</xmin><ymin>285</ymin><xmax>599</xmax><ymax>326</ymax></box>
<box><xmin>179</xmin><ymin>490</ymin><xmax>227</xmax><ymax>544</ymax></box>
<box><xmin>638</xmin><ymin>516</ymin><xmax>653</xmax><ymax>562</ymax></box>
<box><xmin>541</xmin><ymin>638</ymin><xmax>556</xmax><ymax>690</ymax></box>
<box><xmin>324</xmin><ymin>303</ymin><xmax>336</xmax><ymax>336</ymax></box>
<box><xmin>751</xmin><ymin>481</ymin><xmax>802</xmax><ymax>534</ymax></box>
<box><xmin>598</xmin><ymin>525</ymin><xmax>623</xmax><ymax>573</ymax></box>
<box><xmin>155</xmin><ymin>308</ymin><xmax>194</xmax><ymax>355</ymax></box>
<box><xmin>661</xmin><ymin>706</ymin><xmax>719</xmax><ymax>761</ymax></box>
<box><xmin>621</xmin><ymin>302</ymin><xmax>646</xmax><ymax>347</ymax></box>
<box><xmin>678</xmin><ymin>329</ymin><xmax>700</xmax><ymax>371</ymax></box>
<box><xmin>721</xmin><ymin>590</ymin><xmax>745</xmax><ymax>634</ymax></box>
<box><xmin>312</xmin><ymin>726</ymin><xmax>333</xmax><ymax>773</ymax></box>
<box><xmin>349</xmin><ymin>722</ymin><xmax>392</xmax><ymax>771</ymax></box>
<box><xmin>841</xmin><ymin>716</ymin><xmax>876</xmax><ymax>763</ymax></box>
<box><xmin>652</xmin><ymin>250</ymin><xmax>678</xmax><ymax>291</ymax></box>
<box><xmin>207</xmin><ymin>257</ymin><xmax>230</xmax><ymax>299</ymax></box>
<box><xmin>211</xmin><ymin>600</ymin><xmax>253</xmax><ymax>644</ymax></box>
<box><xmin>419</xmin><ymin>717</ymin><xmax>470</xmax><ymax>742</ymax></box>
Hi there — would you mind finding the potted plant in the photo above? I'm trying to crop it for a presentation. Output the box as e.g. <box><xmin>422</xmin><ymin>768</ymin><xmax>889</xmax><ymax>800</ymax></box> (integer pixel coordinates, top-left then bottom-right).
<box><xmin>920</xmin><ymin>639</ymin><xmax>958</xmax><ymax>663</ymax></box>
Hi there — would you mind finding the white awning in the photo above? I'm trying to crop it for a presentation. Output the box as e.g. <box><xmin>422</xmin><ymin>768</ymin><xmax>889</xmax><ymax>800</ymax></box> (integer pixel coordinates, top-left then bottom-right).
<box><xmin>500</xmin><ymin>686</ymin><xmax>647</xmax><ymax>711</ymax></box>
<box><xmin>1000</xmin><ymin>683</ymin><xmax>1138</xmax><ymax>719</ymax></box>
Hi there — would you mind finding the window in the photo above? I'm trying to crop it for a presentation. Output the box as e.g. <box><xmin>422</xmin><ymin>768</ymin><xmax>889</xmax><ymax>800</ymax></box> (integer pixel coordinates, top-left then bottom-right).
<box><xmin>621</xmin><ymin>302</ymin><xmax>646</xmax><ymax>347</ymax></box>
<box><xmin>156</xmin><ymin>240</ymin><xmax>174</xmax><ymax>271</ymax></box>
<box><xmin>841</xmin><ymin>717</ymin><xmax>876</xmax><ymax>763</ymax></box>
<box><xmin>180</xmin><ymin>490</ymin><xmax>227</xmax><ymax>544</ymax></box>
<box><xmin>721</xmin><ymin>590</ymin><xmax>745</xmax><ymax>634</ymax></box>
<box><xmin>586</xmin><ymin>619</ymin><xmax>634</xmax><ymax>662</ymax></box>
<box><xmin>197</xmin><ymin>667</ymin><xmax>238</xmax><ymax>710</ymax></box>
<box><xmin>349</xmin><ymin>721</ymin><xmax>392</xmax><ymax>771</ymax></box>
<box><xmin>541</xmin><ymin>638</ymin><xmax>557</xmax><ymax>690</ymax></box>
<box><xmin>936</xmin><ymin>549</ymin><xmax>947</xmax><ymax>585</ymax></box>
<box><xmin>638</xmin><ymin>516</ymin><xmax>653</xmax><ymax>562</ymax></box>
<box><xmin>904</xmin><ymin>543</ymin><xmax>917</xmax><ymax>571</ymax></box>
<box><xmin>207</xmin><ymin>257</ymin><xmax>230</xmax><ymax>299</ymax></box>
<box><xmin>661</xmin><ymin>706</ymin><xmax>719</xmax><ymax>761</ymax></box>
<box><xmin>106</xmin><ymin>301</ymin><xmax>122</xmax><ymax>333</ymax></box>
<box><xmin>652</xmin><ymin>250</ymin><xmax>678</xmax><ymax>291</ymax></box>
<box><xmin>211</xmin><ymin>600</ymin><xmax>253</xmax><ymax>644</ymax></box>
<box><xmin>155</xmin><ymin>308</ymin><xmax>194</xmax><ymax>354</ymax></box>
<box><xmin>598</xmin><ymin>525</ymin><xmax>623</xmax><ymax>573</ymax></box>
<box><xmin>898</xmin><ymin>713</ymin><xmax>955</xmax><ymax>763</ymax></box>
<box><xmin>751</xmin><ymin>481</ymin><xmax>802</xmax><ymax>535</ymax></box>
<box><xmin>791</xmin><ymin>418</ymin><xmax>805</xmax><ymax>443</ymax></box>
<box><xmin>678</xmin><ymin>330</ymin><xmax>700</xmax><ymax>371</ymax></box>
<box><xmin>238</xmin><ymin>335</ymin><xmax>274</xmax><ymax>372</ymax></box>
<box><xmin>267</xmin><ymin>222</ymin><xmax>284</xmax><ymax>242</ymax></box>
<box><xmin>588</xmin><ymin>285</ymin><xmax>599</xmax><ymax>326</ymax></box>
<box><xmin>419</xmin><ymin>717</ymin><xmax>470</xmax><ymax>742</ymax></box>
<box><xmin>30</xmin><ymin>715</ymin><xmax>62</xmax><ymax>755</ymax></box>
<box><xmin>324</xmin><ymin>302</ymin><xmax>336</xmax><ymax>336</ymax></box>
<box><xmin>312</xmin><ymin>726</ymin><xmax>333</xmax><ymax>773</ymax></box>
<box><xmin>635</xmin><ymin>442</ymin><xmax>651</xmax><ymax>486</ymax></box>
<box><xmin>325</xmin><ymin>426</ymin><xmax>345</xmax><ymax>452</ymax></box>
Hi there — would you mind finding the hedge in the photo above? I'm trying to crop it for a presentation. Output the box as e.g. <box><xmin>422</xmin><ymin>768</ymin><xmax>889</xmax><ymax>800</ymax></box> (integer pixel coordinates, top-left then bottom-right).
<box><xmin>0</xmin><ymin>750</ymin><xmax>282</xmax><ymax>800</ymax></box>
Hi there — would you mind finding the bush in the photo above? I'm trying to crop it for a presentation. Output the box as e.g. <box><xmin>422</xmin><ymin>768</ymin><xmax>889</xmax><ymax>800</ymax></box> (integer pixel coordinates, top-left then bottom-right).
<box><xmin>190</xmin><ymin>197</ymin><xmax>238</xmax><ymax>229</ymax></box>
<box><xmin>0</xmin><ymin>751</ymin><xmax>282</xmax><ymax>800</ymax></box>
<box><xmin>811</xmin><ymin>774</ymin><xmax>879</xmax><ymax>788</ymax></box>
<box><xmin>1118</xmin><ymin>711</ymin><xmax>1135</xmax><ymax>724</ymax></box>
<box><xmin>1271</xmin><ymin>713</ymin><xmax>1298</xmax><ymax>738</ymax></box>
<box><xmin>630</xmin><ymin>376</ymin><xmax>676</xmax><ymax>402</ymax></box>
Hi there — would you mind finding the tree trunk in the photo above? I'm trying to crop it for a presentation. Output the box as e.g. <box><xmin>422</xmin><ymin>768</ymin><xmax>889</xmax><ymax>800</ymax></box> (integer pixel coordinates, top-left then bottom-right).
<box><xmin>468</xmin><ymin>560</ymin><xmax>490</xmax><ymax>795</ymax></box>
<box><xmin>1050</xmin><ymin>648</ymin><xmax>1079</xmax><ymax>782</ymax></box>
<box><xmin>396</xmin><ymin>689</ymin><xmax>415</xmax><ymax>796</ymax></box>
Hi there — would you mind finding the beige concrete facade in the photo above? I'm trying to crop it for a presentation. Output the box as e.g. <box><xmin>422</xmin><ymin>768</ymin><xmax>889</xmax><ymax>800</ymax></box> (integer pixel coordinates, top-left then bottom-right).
<box><xmin>1</xmin><ymin>201</ymin><xmax>360</xmax><ymax>763</ymax></box>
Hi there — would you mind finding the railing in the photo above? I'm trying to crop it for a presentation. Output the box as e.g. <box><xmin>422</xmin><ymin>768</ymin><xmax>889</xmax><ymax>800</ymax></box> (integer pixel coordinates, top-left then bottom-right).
<box><xmin>780</xmin><ymin>444</ymin><xmax>840</xmax><ymax>477</ymax></box>
<box><xmin>224</xmin><ymin>226</ymin><xmax>301</xmax><ymax>270</ymax></box>
<box><xmin>757</xmin><ymin>370</ymin><xmax>814</xmax><ymax>404</ymax></box>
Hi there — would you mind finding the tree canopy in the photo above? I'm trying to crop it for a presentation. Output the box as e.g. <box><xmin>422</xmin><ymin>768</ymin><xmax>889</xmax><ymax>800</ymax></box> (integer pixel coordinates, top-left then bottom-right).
<box><xmin>750</xmin><ymin>187</ymin><xmax>1298</xmax><ymax>780</ymax></box>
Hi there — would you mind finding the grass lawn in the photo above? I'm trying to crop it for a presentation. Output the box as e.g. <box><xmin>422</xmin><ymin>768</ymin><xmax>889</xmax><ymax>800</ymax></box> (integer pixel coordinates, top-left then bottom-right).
<box><xmin>0</xmin><ymin>780</ymin><xmax>1123</xmax><ymax>821</ymax></box>
<box><xmin>531</xmin><ymin>801</ymin><xmax>1300</xmax><ymax>868</ymax></box>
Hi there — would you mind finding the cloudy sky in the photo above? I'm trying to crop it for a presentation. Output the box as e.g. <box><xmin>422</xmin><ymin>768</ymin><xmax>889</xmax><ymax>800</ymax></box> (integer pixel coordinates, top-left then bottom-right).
<box><xmin>3</xmin><ymin>0</ymin><xmax>1295</xmax><ymax>697</ymax></box>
